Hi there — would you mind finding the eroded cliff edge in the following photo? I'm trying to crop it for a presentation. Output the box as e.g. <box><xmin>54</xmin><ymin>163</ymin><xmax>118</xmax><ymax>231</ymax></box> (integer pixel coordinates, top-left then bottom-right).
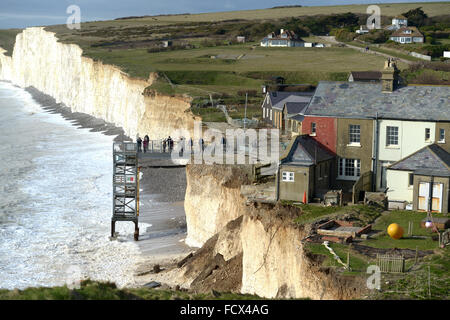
<box><xmin>182</xmin><ymin>164</ymin><xmax>367</xmax><ymax>299</ymax></box>
<box><xmin>0</xmin><ymin>27</ymin><xmax>198</xmax><ymax>139</ymax></box>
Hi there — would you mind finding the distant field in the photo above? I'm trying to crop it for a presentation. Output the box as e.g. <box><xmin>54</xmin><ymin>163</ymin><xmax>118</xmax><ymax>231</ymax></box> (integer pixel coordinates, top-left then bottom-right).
<box><xmin>84</xmin><ymin>42</ymin><xmax>398</xmax><ymax>99</ymax></box>
<box><xmin>121</xmin><ymin>2</ymin><xmax>449</xmax><ymax>22</ymax></box>
<box><xmin>85</xmin><ymin>44</ymin><xmax>396</xmax><ymax>75</ymax></box>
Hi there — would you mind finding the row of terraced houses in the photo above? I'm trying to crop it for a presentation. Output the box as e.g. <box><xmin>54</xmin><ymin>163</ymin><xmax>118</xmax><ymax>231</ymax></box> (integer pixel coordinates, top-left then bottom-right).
<box><xmin>261</xmin><ymin>59</ymin><xmax>450</xmax><ymax>213</ymax></box>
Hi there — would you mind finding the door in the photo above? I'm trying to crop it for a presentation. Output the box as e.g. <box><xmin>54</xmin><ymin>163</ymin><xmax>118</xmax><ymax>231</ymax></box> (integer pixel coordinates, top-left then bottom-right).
<box><xmin>379</xmin><ymin>161</ymin><xmax>393</xmax><ymax>191</ymax></box>
<box><xmin>432</xmin><ymin>183</ymin><xmax>443</xmax><ymax>212</ymax></box>
<box><xmin>418</xmin><ymin>182</ymin><xmax>443</xmax><ymax>213</ymax></box>
<box><xmin>418</xmin><ymin>182</ymin><xmax>429</xmax><ymax>211</ymax></box>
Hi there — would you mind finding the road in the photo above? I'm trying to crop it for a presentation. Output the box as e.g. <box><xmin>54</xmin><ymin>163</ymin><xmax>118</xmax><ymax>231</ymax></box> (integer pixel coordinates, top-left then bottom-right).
<box><xmin>319</xmin><ymin>36</ymin><xmax>414</xmax><ymax>65</ymax></box>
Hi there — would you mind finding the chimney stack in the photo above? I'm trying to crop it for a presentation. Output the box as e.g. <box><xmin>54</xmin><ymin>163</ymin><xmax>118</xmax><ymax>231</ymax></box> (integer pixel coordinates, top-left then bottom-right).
<box><xmin>381</xmin><ymin>58</ymin><xmax>399</xmax><ymax>93</ymax></box>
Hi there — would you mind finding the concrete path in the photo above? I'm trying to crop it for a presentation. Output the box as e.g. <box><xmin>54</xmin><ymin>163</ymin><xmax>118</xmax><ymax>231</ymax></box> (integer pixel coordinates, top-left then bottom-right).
<box><xmin>319</xmin><ymin>36</ymin><xmax>413</xmax><ymax>65</ymax></box>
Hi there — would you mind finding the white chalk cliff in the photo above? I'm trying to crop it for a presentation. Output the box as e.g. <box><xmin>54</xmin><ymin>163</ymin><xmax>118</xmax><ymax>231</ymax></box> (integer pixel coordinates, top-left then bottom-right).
<box><xmin>0</xmin><ymin>27</ymin><xmax>198</xmax><ymax>139</ymax></box>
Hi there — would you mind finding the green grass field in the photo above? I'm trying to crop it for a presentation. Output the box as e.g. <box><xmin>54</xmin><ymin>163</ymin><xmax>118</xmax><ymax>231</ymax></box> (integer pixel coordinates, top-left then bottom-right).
<box><xmin>83</xmin><ymin>43</ymin><xmax>396</xmax><ymax>104</ymax></box>
<box><xmin>0</xmin><ymin>2</ymin><xmax>447</xmax><ymax>112</ymax></box>
<box><xmin>364</xmin><ymin>210</ymin><xmax>447</xmax><ymax>250</ymax></box>
<box><xmin>302</xmin><ymin>208</ymin><xmax>449</xmax><ymax>299</ymax></box>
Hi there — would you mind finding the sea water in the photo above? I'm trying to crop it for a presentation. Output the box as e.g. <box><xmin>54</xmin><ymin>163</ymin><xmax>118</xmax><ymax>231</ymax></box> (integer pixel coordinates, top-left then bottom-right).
<box><xmin>0</xmin><ymin>82</ymin><xmax>144</xmax><ymax>289</ymax></box>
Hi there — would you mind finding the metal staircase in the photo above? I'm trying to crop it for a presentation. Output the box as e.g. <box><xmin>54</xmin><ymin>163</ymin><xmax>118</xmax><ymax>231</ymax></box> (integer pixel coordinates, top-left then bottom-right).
<box><xmin>111</xmin><ymin>142</ymin><xmax>139</xmax><ymax>241</ymax></box>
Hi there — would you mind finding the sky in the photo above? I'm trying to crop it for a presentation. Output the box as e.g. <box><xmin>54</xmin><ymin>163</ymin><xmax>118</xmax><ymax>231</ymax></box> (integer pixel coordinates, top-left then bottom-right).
<box><xmin>0</xmin><ymin>0</ymin><xmax>447</xmax><ymax>29</ymax></box>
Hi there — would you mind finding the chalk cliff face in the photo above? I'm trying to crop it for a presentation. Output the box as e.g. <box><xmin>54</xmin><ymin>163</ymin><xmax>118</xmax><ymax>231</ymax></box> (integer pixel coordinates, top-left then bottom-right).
<box><xmin>184</xmin><ymin>164</ymin><xmax>250</xmax><ymax>248</ymax></box>
<box><xmin>184</xmin><ymin>165</ymin><xmax>367</xmax><ymax>299</ymax></box>
<box><xmin>0</xmin><ymin>27</ymin><xmax>197</xmax><ymax>139</ymax></box>
<box><xmin>240</xmin><ymin>208</ymin><xmax>367</xmax><ymax>299</ymax></box>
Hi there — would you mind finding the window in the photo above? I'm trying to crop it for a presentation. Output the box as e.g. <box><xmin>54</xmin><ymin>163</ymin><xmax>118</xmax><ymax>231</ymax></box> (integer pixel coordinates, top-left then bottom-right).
<box><xmin>311</xmin><ymin>122</ymin><xmax>316</xmax><ymax>135</ymax></box>
<box><xmin>439</xmin><ymin>128</ymin><xmax>445</xmax><ymax>143</ymax></box>
<box><xmin>282</xmin><ymin>171</ymin><xmax>294</xmax><ymax>182</ymax></box>
<box><xmin>349</xmin><ymin>124</ymin><xmax>361</xmax><ymax>144</ymax></box>
<box><xmin>386</xmin><ymin>126</ymin><xmax>399</xmax><ymax>146</ymax></box>
<box><xmin>408</xmin><ymin>173</ymin><xmax>414</xmax><ymax>187</ymax></box>
<box><xmin>425</xmin><ymin>128</ymin><xmax>431</xmax><ymax>141</ymax></box>
<box><xmin>338</xmin><ymin>158</ymin><xmax>361</xmax><ymax>180</ymax></box>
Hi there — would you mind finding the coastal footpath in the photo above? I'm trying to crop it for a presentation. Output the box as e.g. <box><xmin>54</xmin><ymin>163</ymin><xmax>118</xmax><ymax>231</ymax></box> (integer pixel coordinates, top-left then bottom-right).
<box><xmin>0</xmin><ymin>27</ymin><xmax>198</xmax><ymax>140</ymax></box>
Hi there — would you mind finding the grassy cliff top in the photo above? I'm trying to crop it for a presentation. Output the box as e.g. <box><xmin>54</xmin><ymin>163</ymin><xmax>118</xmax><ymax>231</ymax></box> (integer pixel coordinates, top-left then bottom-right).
<box><xmin>0</xmin><ymin>2</ymin><xmax>448</xmax><ymax>112</ymax></box>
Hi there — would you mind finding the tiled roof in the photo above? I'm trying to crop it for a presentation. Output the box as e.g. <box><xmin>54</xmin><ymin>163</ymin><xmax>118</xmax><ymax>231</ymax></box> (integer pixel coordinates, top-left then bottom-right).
<box><xmin>388</xmin><ymin>144</ymin><xmax>450</xmax><ymax>177</ymax></box>
<box><xmin>391</xmin><ymin>26</ymin><xmax>423</xmax><ymax>38</ymax></box>
<box><xmin>266</xmin><ymin>30</ymin><xmax>300</xmax><ymax>41</ymax></box>
<box><xmin>305</xmin><ymin>81</ymin><xmax>450</xmax><ymax>121</ymax></box>
<box><xmin>288</xmin><ymin>114</ymin><xmax>305</xmax><ymax>122</ymax></box>
<box><xmin>349</xmin><ymin>71</ymin><xmax>382</xmax><ymax>81</ymax></box>
<box><xmin>285</xmin><ymin>102</ymin><xmax>309</xmax><ymax>115</ymax></box>
<box><xmin>267</xmin><ymin>91</ymin><xmax>314</xmax><ymax>111</ymax></box>
<box><xmin>282</xmin><ymin>135</ymin><xmax>335</xmax><ymax>166</ymax></box>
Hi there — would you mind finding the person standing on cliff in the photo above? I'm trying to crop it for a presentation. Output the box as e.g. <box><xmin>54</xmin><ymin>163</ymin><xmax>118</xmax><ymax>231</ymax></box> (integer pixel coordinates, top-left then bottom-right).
<box><xmin>179</xmin><ymin>137</ymin><xmax>184</xmax><ymax>157</ymax></box>
<box><xmin>221</xmin><ymin>136</ymin><xmax>226</xmax><ymax>152</ymax></box>
<box><xmin>167</xmin><ymin>136</ymin><xmax>174</xmax><ymax>152</ymax></box>
<box><xmin>137</xmin><ymin>137</ymin><xmax>142</xmax><ymax>153</ymax></box>
<box><xmin>162</xmin><ymin>139</ymin><xmax>167</xmax><ymax>153</ymax></box>
<box><xmin>188</xmin><ymin>138</ymin><xmax>193</xmax><ymax>154</ymax></box>
<box><xmin>143</xmin><ymin>135</ymin><xmax>149</xmax><ymax>153</ymax></box>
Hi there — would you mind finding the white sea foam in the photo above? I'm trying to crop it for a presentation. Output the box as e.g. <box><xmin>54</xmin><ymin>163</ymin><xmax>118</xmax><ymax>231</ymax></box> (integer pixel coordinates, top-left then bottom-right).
<box><xmin>0</xmin><ymin>82</ymin><xmax>146</xmax><ymax>290</ymax></box>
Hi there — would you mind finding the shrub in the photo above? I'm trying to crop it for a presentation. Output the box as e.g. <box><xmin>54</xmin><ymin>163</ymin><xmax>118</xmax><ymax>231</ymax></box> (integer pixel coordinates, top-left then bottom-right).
<box><xmin>334</xmin><ymin>29</ymin><xmax>356</xmax><ymax>42</ymax></box>
<box><xmin>237</xmin><ymin>90</ymin><xmax>258</xmax><ymax>97</ymax></box>
<box><xmin>359</xmin><ymin>30</ymin><xmax>390</xmax><ymax>44</ymax></box>
<box><xmin>410</xmin><ymin>70</ymin><xmax>447</xmax><ymax>85</ymax></box>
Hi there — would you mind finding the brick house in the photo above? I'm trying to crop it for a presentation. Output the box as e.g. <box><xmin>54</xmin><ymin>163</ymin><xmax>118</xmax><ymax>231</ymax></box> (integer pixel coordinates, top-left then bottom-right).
<box><xmin>261</xmin><ymin>91</ymin><xmax>314</xmax><ymax>132</ymax></box>
<box><xmin>302</xmin><ymin>60</ymin><xmax>450</xmax><ymax>196</ymax></box>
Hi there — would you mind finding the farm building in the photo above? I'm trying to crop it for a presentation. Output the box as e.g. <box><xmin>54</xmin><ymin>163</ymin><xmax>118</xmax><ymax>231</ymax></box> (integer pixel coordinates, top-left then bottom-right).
<box><xmin>390</xmin><ymin>26</ymin><xmax>424</xmax><ymax>44</ymax></box>
<box><xmin>260</xmin><ymin>29</ymin><xmax>305</xmax><ymax>47</ymax></box>
<box><xmin>386</xmin><ymin>15</ymin><xmax>408</xmax><ymax>31</ymax></box>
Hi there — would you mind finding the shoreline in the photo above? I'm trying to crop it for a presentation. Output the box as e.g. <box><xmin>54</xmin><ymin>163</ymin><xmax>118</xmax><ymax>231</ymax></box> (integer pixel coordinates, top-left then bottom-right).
<box><xmin>25</xmin><ymin>85</ymin><xmax>132</xmax><ymax>142</ymax></box>
<box><xmin>17</xmin><ymin>83</ymin><xmax>192</xmax><ymax>289</ymax></box>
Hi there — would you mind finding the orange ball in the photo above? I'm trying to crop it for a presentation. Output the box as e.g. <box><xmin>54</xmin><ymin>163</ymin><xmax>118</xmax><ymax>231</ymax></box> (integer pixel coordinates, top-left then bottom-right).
<box><xmin>387</xmin><ymin>223</ymin><xmax>404</xmax><ymax>240</ymax></box>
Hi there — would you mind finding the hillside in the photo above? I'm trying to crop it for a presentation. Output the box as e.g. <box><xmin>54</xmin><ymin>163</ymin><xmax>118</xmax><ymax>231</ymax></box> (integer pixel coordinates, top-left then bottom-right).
<box><xmin>0</xmin><ymin>2</ymin><xmax>448</xmax><ymax>117</ymax></box>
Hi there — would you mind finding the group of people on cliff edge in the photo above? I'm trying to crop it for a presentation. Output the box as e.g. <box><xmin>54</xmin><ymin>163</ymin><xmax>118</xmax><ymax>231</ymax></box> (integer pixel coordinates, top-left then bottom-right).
<box><xmin>136</xmin><ymin>135</ymin><xmax>150</xmax><ymax>153</ymax></box>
